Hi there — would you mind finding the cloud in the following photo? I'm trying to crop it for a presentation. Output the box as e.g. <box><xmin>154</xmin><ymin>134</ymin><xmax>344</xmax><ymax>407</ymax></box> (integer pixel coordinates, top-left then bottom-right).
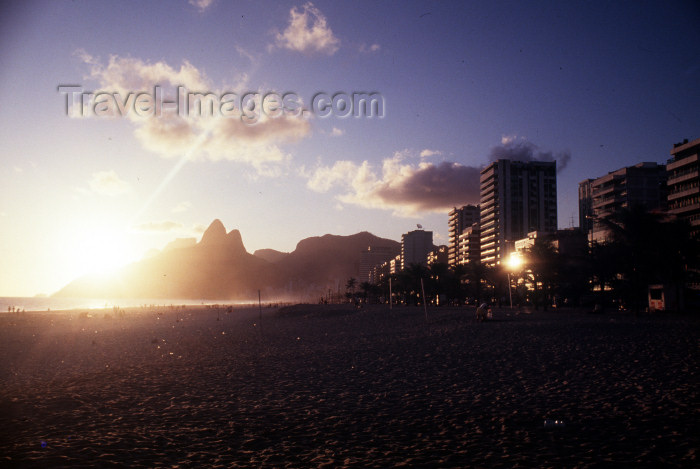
<box><xmin>189</xmin><ymin>0</ymin><xmax>214</xmax><ymax>12</ymax></box>
<box><xmin>77</xmin><ymin>50</ymin><xmax>208</xmax><ymax>96</ymax></box>
<box><xmin>330</xmin><ymin>127</ymin><xmax>344</xmax><ymax>137</ymax></box>
<box><xmin>273</xmin><ymin>2</ymin><xmax>340</xmax><ymax>55</ymax></box>
<box><xmin>133</xmin><ymin>220</ymin><xmax>184</xmax><ymax>233</ymax></box>
<box><xmin>89</xmin><ymin>170</ymin><xmax>132</xmax><ymax>196</ymax></box>
<box><xmin>489</xmin><ymin>135</ymin><xmax>571</xmax><ymax>173</ymax></box>
<box><xmin>306</xmin><ymin>151</ymin><xmax>481</xmax><ymax>216</ymax></box>
<box><xmin>419</xmin><ymin>149</ymin><xmax>442</xmax><ymax>158</ymax></box>
<box><xmin>359</xmin><ymin>43</ymin><xmax>380</xmax><ymax>53</ymax></box>
<box><xmin>192</xmin><ymin>223</ymin><xmax>208</xmax><ymax>234</ymax></box>
<box><xmin>76</xmin><ymin>51</ymin><xmax>311</xmax><ymax>175</ymax></box>
<box><xmin>171</xmin><ymin>201</ymin><xmax>192</xmax><ymax>213</ymax></box>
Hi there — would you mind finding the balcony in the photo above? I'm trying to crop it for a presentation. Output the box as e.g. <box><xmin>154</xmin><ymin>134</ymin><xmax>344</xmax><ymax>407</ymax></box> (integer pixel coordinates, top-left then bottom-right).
<box><xmin>667</xmin><ymin>153</ymin><xmax>698</xmax><ymax>171</ymax></box>
<box><xmin>667</xmin><ymin>170</ymin><xmax>699</xmax><ymax>186</ymax></box>
<box><xmin>668</xmin><ymin>187</ymin><xmax>699</xmax><ymax>201</ymax></box>
<box><xmin>669</xmin><ymin>202</ymin><xmax>700</xmax><ymax>214</ymax></box>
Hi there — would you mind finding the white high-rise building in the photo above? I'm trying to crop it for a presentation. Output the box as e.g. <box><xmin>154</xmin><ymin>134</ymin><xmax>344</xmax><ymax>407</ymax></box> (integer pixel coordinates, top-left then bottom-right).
<box><xmin>480</xmin><ymin>160</ymin><xmax>558</xmax><ymax>266</ymax></box>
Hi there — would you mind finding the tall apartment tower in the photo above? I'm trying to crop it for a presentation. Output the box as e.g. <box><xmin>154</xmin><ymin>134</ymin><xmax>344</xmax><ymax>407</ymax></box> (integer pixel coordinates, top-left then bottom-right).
<box><xmin>479</xmin><ymin>160</ymin><xmax>558</xmax><ymax>266</ymax></box>
<box><xmin>581</xmin><ymin>162</ymin><xmax>667</xmax><ymax>243</ymax></box>
<box><xmin>667</xmin><ymin>137</ymin><xmax>700</xmax><ymax>238</ymax></box>
<box><xmin>458</xmin><ymin>222</ymin><xmax>481</xmax><ymax>265</ymax></box>
<box><xmin>447</xmin><ymin>205</ymin><xmax>479</xmax><ymax>268</ymax></box>
<box><xmin>578</xmin><ymin>179</ymin><xmax>594</xmax><ymax>234</ymax></box>
<box><xmin>401</xmin><ymin>229</ymin><xmax>434</xmax><ymax>270</ymax></box>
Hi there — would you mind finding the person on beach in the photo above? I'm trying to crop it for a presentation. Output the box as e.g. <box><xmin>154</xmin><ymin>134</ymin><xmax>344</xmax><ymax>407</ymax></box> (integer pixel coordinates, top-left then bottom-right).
<box><xmin>476</xmin><ymin>302</ymin><xmax>490</xmax><ymax>321</ymax></box>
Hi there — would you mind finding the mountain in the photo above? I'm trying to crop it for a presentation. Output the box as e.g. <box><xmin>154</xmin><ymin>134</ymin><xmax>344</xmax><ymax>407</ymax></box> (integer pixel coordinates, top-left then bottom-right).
<box><xmin>253</xmin><ymin>248</ymin><xmax>289</xmax><ymax>263</ymax></box>
<box><xmin>277</xmin><ymin>232</ymin><xmax>399</xmax><ymax>294</ymax></box>
<box><xmin>163</xmin><ymin>237</ymin><xmax>197</xmax><ymax>252</ymax></box>
<box><xmin>54</xmin><ymin>221</ymin><xmax>400</xmax><ymax>301</ymax></box>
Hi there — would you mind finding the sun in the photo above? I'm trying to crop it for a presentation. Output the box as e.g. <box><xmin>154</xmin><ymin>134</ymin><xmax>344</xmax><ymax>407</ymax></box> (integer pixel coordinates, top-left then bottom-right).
<box><xmin>65</xmin><ymin>225</ymin><xmax>137</xmax><ymax>277</ymax></box>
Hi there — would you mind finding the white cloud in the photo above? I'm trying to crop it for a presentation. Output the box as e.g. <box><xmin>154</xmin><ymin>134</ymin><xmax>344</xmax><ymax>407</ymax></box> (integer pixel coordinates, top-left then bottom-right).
<box><xmin>171</xmin><ymin>201</ymin><xmax>192</xmax><ymax>213</ymax></box>
<box><xmin>89</xmin><ymin>170</ymin><xmax>132</xmax><ymax>196</ymax></box>
<box><xmin>501</xmin><ymin>135</ymin><xmax>513</xmax><ymax>145</ymax></box>
<box><xmin>189</xmin><ymin>0</ymin><xmax>214</xmax><ymax>12</ymax></box>
<box><xmin>419</xmin><ymin>149</ymin><xmax>442</xmax><ymax>158</ymax></box>
<box><xmin>192</xmin><ymin>223</ymin><xmax>208</xmax><ymax>234</ymax></box>
<box><xmin>306</xmin><ymin>151</ymin><xmax>482</xmax><ymax>216</ymax></box>
<box><xmin>77</xmin><ymin>51</ymin><xmax>208</xmax><ymax>97</ymax></box>
<box><xmin>359</xmin><ymin>43</ymin><xmax>381</xmax><ymax>53</ymax></box>
<box><xmin>133</xmin><ymin>220</ymin><xmax>184</xmax><ymax>233</ymax></box>
<box><xmin>273</xmin><ymin>2</ymin><xmax>340</xmax><ymax>55</ymax></box>
<box><xmin>330</xmin><ymin>127</ymin><xmax>345</xmax><ymax>137</ymax></box>
<box><xmin>306</xmin><ymin>160</ymin><xmax>362</xmax><ymax>193</ymax></box>
<box><xmin>76</xmin><ymin>51</ymin><xmax>311</xmax><ymax>175</ymax></box>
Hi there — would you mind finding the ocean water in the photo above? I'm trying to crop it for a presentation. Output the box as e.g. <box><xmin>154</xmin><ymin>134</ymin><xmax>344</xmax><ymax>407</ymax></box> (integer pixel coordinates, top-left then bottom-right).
<box><xmin>0</xmin><ymin>297</ymin><xmax>233</xmax><ymax>313</ymax></box>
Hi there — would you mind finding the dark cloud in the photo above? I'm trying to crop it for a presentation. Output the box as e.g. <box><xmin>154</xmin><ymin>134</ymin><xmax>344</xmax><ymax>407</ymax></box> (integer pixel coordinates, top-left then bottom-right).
<box><xmin>489</xmin><ymin>139</ymin><xmax>571</xmax><ymax>173</ymax></box>
<box><xmin>373</xmin><ymin>161</ymin><xmax>481</xmax><ymax>211</ymax></box>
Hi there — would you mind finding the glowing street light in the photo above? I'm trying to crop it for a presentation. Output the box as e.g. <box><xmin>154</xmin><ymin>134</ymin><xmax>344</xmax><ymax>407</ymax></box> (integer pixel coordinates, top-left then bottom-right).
<box><xmin>506</xmin><ymin>252</ymin><xmax>523</xmax><ymax>309</ymax></box>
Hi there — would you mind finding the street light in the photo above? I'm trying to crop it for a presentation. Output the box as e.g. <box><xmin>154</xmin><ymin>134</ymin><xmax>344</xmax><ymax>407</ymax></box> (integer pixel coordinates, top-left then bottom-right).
<box><xmin>505</xmin><ymin>252</ymin><xmax>523</xmax><ymax>308</ymax></box>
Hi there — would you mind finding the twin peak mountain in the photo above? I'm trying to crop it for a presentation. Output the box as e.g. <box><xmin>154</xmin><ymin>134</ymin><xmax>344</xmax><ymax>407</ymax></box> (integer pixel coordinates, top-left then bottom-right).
<box><xmin>56</xmin><ymin>219</ymin><xmax>400</xmax><ymax>300</ymax></box>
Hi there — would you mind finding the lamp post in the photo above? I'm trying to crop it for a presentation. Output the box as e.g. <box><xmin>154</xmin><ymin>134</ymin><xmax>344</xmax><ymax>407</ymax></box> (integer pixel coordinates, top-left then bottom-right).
<box><xmin>506</xmin><ymin>252</ymin><xmax>523</xmax><ymax>309</ymax></box>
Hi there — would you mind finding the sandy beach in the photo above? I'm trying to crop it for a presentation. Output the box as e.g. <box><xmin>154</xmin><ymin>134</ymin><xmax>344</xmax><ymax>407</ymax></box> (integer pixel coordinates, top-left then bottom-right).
<box><xmin>0</xmin><ymin>305</ymin><xmax>697</xmax><ymax>467</ymax></box>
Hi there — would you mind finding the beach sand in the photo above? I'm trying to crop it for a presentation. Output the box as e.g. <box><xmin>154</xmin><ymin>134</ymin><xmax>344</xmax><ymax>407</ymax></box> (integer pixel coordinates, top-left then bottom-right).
<box><xmin>0</xmin><ymin>305</ymin><xmax>698</xmax><ymax>467</ymax></box>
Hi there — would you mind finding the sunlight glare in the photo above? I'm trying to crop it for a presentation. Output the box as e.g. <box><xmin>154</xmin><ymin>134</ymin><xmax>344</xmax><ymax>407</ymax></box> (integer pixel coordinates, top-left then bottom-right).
<box><xmin>67</xmin><ymin>226</ymin><xmax>136</xmax><ymax>276</ymax></box>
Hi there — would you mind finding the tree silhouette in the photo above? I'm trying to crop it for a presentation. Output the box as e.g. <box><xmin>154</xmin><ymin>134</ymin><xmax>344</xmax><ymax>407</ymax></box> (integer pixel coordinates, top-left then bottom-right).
<box><xmin>462</xmin><ymin>262</ymin><xmax>490</xmax><ymax>305</ymax></box>
<box><xmin>589</xmin><ymin>241</ymin><xmax>620</xmax><ymax>309</ymax></box>
<box><xmin>359</xmin><ymin>281</ymin><xmax>374</xmax><ymax>303</ymax></box>
<box><xmin>595</xmin><ymin>205</ymin><xmax>699</xmax><ymax>312</ymax></box>
<box><xmin>427</xmin><ymin>262</ymin><xmax>450</xmax><ymax>305</ymax></box>
<box><xmin>524</xmin><ymin>237</ymin><xmax>559</xmax><ymax>310</ymax></box>
<box><xmin>345</xmin><ymin>277</ymin><xmax>357</xmax><ymax>302</ymax></box>
<box><xmin>345</xmin><ymin>277</ymin><xmax>357</xmax><ymax>293</ymax></box>
<box><xmin>397</xmin><ymin>263</ymin><xmax>430</xmax><ymax>305</ymax></box>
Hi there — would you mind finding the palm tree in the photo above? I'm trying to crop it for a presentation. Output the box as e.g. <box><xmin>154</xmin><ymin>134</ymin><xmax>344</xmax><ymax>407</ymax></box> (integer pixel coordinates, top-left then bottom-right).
<box><xmin>524</xmin><ymin>237</ymin><xmax>559</xmax><ymax>310</ymax></box>
<box><xmin>445</xmin><ymin>264</ymin><xmax>468</xmax><ymax>305</ymax></box>
<box><xmin>345</xmin><ymin>277</ymin><xmax>357</xmax><ymax>302</ymax></box>
<box><xmin>400</xmin><ymin>263</ymin><xmax>430</xmax><ymax>305</ymax></box>
<box><xmin>589</xmin><ymin>241</ymin><xmax>622</xmax><ymax>309</ymax></box>
<box><xmin>359</xmin><ymin>281</ymin><xmax>373</xmax><ymax>304</ymax></box>
<box><xmin>427</xmin><ymin>262</ymin><xmax>450</xmax><ymax>305</ymax></box>
<box><xmin>594</xmin><ymin>205</ymin><xmax>700</xmax><ymax>312</ymax></box>
<box><xmin>463</xmin><ymin>262</ymin><xmax>490</xmax><ymax>305</ymax></box>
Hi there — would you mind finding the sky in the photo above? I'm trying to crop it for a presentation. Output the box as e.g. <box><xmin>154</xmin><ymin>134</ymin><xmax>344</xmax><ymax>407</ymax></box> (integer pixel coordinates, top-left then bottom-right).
<box><xmin>1</xmin><ymin>0</ymin><xmax>699</xmax><ymax>297</ymax></box>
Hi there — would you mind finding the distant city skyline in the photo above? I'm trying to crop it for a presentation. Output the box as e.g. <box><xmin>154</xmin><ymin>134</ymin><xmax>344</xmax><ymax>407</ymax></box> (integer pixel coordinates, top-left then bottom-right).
<box><xmin>1</xmin><ymin>1</ymin><xmax>699</xmax><ymax>296</ymax></box>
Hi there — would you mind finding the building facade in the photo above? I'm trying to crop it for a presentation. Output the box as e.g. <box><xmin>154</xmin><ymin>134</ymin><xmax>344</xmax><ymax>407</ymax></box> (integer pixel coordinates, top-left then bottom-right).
<box><xmin>401</xmin><ymin>229</ymin><xmax>434</xmax><ymax>269</ymax></box>
<box><xmin>479</xmin><ymin>160</ymin><xmax>558</xmax><ymax>266</ymax></box>
<box><xmin>457</xmin><ymin>222</ymin><xmax>481</xmax><ymax>266</ymax></box>
<box><xmin>427</xmin><ymin>245</ymin><xmax>448</xmax><ymax>265</ymax></box>
<box><xmin>359</xmin><ymin>246</ymin><xmax>399</xmax><ymax>283</ymax></box>
<box><xmin>581</xmin><ymin>162</ymin><xmax>667</xmax><ymax>243</ymax></box>
<box><xmin>667</xmin><ymin>137</ymin><xmax>700</xmax><ymax>238</ymax></box>
<box><xmin>447</xmin><ymin>205</ymin><xmax>479</xmax><ymax>268</ymax></box>
<box><xmin>578</xmin><ymin>179</ymin><xmax>594</xmax><ymax>235</ymax></box>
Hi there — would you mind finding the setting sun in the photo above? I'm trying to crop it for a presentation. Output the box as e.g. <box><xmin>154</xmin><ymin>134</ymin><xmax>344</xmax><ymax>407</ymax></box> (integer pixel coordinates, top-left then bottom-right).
<box><xmin>60</xmin><ymin>225</ymin><xmax>137</xmax><ymax>277</ymax></box>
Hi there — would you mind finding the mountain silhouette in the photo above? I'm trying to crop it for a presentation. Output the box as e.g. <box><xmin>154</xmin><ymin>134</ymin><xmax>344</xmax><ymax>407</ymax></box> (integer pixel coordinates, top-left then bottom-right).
<box><xmin>253</xmin><ymin>248</ymin><xmax>289</xmax><ymax>263</ymax></box>
<box><xmin>276</xmin><ymin>232</ymin><xmax>399</xmax><ymax>296</ymax></box>
<box><xmin>54</xmin><ymin>220</ymin><xmax>400</xmax><ymax>301</ymax></box>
